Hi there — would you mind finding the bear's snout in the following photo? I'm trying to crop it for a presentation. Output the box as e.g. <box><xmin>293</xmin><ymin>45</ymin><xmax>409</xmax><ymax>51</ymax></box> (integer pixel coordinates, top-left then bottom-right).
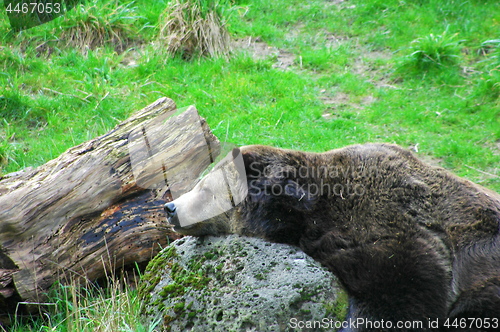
<box><xmin>164</xmin><ymin>202</ymin><xmax>177</xmax><ymax>218</ymax></box>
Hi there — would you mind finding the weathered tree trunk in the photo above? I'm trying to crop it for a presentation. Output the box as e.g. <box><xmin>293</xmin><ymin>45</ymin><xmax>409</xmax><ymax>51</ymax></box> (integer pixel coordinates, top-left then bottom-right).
<box><xmin>0</xmin><ymin>97</ymin><xmax>220</xmax><ymax>314</ymax></box>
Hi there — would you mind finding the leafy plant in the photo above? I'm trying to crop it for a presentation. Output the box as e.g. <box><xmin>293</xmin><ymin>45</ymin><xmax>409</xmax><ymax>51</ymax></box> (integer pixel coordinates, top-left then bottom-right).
<box><xmin>402</xmin><ymin>29</ymin><xmax>464</xmax><ymax>71</ymax></box>
<box><xmin>474</xmin><ymin>39</ymin><xmax>500</xmax><ymax>99</ymax></box>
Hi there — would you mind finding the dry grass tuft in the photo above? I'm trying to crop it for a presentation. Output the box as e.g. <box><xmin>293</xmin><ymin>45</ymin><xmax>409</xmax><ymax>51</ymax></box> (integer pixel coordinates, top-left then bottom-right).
<box><xmin>158</xmin><ymin>0</ymin><xmax>232</xmax><ymax>59</ymax></box>
<box><xmin>57</xmin><ymin>0</ymin><xmax>141</xmax><ymax>54</ymax></box>
<box><xmin>7</xmin><ymin>258</ymin><xmax>155</xmax><ymax>331</ymax></box>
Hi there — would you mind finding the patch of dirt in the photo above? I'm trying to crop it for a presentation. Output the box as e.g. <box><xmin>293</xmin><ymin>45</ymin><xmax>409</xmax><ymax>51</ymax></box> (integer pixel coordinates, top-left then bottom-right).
<box><xmin>283</xmin><ymin>23</ymin><xmax>350</xmax><ymax>51</ymax></box>
<box><xmin>231</xmin><ymin>28</ymin><xmax>397</xmax><ymax>115</ymax></box>
<box><xmin>320</xmin><ymin>30</ymin><xmax>351</xmax><ymax>49</ymax></box>
<box><xmin>119</xmin><ymin>49</ymin><xmax>141</xmax><ymax>68</ymax></box>
<box><xmin>320</xmin><ymin>90</ymin><xmax>377</xmax><ymax>120</ymax></box>
<box><xmin>233</xmin><ymin>37</ymin><xmax>295</xmax><ymax>70</ymax></box>
<box><xmin>320</xmin><ymin>91</ymin><xmax>351</xmax><ymax>107</ymax></box>
<box><xmin>327</xmin><ymin>0</ymin><xmax>349</xmax><ymax>4</ymax></box>
<box><xmin>325</xmin><ymin>33</ymin><xmax>350</xmax><ymax>49</ymax></box>
<box><xmin>284</xmin><ymin>23</ymin><xmax>305</xmax><ymax>45</ymax></box>
<box><xmin>351</xmin><ymin>49</ymin><xmax>398</xmax><ymax>89</ymax></box>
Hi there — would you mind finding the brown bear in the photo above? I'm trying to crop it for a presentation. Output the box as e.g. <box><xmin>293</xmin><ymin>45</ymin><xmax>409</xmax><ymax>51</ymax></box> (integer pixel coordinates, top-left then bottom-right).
<box><xmin>164</xmin><ymin>143</ymin><xmax>500</xmax><ymax>331</ymax></box>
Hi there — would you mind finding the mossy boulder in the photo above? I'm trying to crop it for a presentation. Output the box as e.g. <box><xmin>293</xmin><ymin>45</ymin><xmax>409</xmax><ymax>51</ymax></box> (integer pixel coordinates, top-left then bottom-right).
<box><xmin>139</xmin><ymin>235</ymin><xmax>345</xmax><ymax>331</ymax></box>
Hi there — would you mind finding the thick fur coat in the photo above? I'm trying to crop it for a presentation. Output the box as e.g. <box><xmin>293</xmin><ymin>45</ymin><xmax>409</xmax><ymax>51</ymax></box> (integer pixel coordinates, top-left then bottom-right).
<box><xmin>165</xmin><ymin>143</ymin><xmax>500</xmax><ymax>331</ymax></box>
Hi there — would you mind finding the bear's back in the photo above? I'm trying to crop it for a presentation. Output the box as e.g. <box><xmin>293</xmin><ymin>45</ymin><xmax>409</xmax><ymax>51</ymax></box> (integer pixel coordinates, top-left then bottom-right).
<box><xmin>331</xmin><ymin>143</ymin><xmax>500</xmax><ymax>294</ymax></box>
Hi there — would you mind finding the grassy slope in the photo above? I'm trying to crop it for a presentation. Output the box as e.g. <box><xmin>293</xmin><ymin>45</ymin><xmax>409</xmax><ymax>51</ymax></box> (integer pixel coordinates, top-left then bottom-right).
<box><xmin>1</xmin><ymin>0</ymin><xmax>499</xmax><ymax>330</ymax></box>
<box><xmin>1</xmin><ymin>0</ymin><xmax>499</xmax><ymax>188</ymax></box>
<box><xmin>1</xmin><ymin>0</ymin><xmax>499</xmax><ymax>189</ymax></box>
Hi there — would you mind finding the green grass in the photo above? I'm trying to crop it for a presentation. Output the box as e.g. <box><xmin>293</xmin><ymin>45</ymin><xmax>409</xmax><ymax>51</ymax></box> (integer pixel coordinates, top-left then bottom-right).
<box><xmin>6</xmin><ymin>277</ymin><xmax>157</xmax><ymax>332</ymax></box>
<box><xmin>400</xmin><ymin>28</ymin><xmax>464</xmax><ymax>72</ymax></box>
<box><xmin>1</xmin><ymin>0</ymin><xmax>500</xmax><ymax>329</ymax></box>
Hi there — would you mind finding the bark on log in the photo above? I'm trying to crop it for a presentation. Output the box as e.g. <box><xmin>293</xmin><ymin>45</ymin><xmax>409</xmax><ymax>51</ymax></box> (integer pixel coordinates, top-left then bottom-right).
<box><xmin>0</xmin><ymin>97</ymin><xmax>220</xmax><ymax>314</ymax></box>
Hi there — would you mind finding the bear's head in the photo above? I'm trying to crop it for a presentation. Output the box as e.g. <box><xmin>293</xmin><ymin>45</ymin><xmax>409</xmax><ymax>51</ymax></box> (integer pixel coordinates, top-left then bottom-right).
<box><xmin>164</xmin><ymin>145</ymin><xmax>320</xmax><ymax>244</ymax></box>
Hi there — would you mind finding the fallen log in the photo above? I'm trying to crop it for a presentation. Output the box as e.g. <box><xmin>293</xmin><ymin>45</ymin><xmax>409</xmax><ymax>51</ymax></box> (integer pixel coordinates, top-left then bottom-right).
<box><xmin>0</xmin><ymin>97</ymin><xmax>220</xmax><ymax>314</ymax></box>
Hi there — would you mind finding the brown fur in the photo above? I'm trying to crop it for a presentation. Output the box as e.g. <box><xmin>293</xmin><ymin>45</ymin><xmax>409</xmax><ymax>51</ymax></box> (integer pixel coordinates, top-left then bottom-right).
<box><xmin>165</xmin><ymin>143</ymin><xmax>500</xmax><ymax>331</ymax></box>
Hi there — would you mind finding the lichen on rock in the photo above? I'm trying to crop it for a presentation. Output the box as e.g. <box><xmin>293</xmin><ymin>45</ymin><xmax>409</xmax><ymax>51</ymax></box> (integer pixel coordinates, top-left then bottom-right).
<box><xmin>139</xmin><ymin>235</ymin><xmax>345</xmax><ymax>331</ymax></box>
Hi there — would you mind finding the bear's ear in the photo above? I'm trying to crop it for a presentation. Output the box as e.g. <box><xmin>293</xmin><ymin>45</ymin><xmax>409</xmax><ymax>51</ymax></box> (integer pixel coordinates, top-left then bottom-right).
<box><xmin>231</xmin><ymin>147</ymin><xmax>240</xmax><ymax>160</ymax></box>
<box><xmin>240</xmin><ymin>149</ymin><xmax>263</xmax><ymax>178</ymax></box>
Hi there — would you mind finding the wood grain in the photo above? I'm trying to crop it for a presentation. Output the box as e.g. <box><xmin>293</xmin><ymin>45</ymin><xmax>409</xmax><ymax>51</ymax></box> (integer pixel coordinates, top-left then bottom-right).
<box><xmin>0</xmin><ymin>97</ymin><xmax>220</xmax><ymax>313</ymax></box>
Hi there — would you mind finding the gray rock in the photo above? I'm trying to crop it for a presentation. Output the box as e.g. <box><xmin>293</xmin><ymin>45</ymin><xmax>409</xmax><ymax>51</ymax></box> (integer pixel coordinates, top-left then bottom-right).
<box><xmin>139</xmin><ymin>235</ymin><xmax>345</xmax><ymax>331</ymax></box>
